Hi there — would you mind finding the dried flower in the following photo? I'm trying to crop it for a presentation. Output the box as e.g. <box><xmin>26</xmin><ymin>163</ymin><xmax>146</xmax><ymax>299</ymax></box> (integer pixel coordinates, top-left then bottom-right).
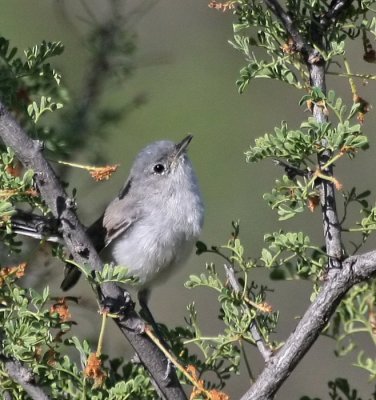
<box><xmin>353</xmin><ymin>94</ymin><xmax>370</xmax><ymax>124</ymax></box>
<box><xmin>84</xmin><ymin>353</ymin><xmax>107</xmax><ymax>387</ymax></box>
<box><xmin>50</xmin><ymin>298</ymin><xmax>72</xmax><ymax>322</ymax></box>
<box><xmin>281</xmin><ymin>38</ymin><xmax>296</xmax><ymax>54</ymax></box>
<box><xmin>258</xmin><ymin>302</ymin><xmax>273</xmax><ymax>313</ymax></box>
<box><xmin>89</xmin><ymin>164</ymin><xmax>119</xmax><ymax>181</ymax></box>
<box><xmin>45</xmin><ymin>349</ymin><xmax>58</xmax><ymax>367</ymax></box>
<box><xmin>0</xmin><ymin>262</ymin><xmax>27</xmax><ymax>286</ymax></box>
<box><xmin>6</xmin><ymin>162</ymin><xmax>22</xmax><ymax>177</ymax></box>
<box><xmin>316</xmin><ymin>100</ymin><xmax>329</xmax><ymax>116</ymax></box>
<box><xmin>0</xmin><ymin>188</ymin><xmax>38</xmax><ymax>199</ymax></box>
<box><xmin>307</xmin><ymin>195</ymin><xmax>320</xmax><ymax>212</ymax></box>
<box><xmin>188</xmin><ymin>363</ymin><xmax>230</xmax><ymax>399</ymax></box>
<box><xmin>340</xmin><ymin>146</ymin><xmax>356</xmax><ymax>155</ymax></box>
<box><xmin>58</xmin><ymin>160</ymin><xmax>119</xmax><ymax>181</ymax></box>
<box><xmin>332</xmin><ymin>177</ymin><xmax>343</xmax><ymax>191</ymax></box>
<box><xmin>208</xmin><ymin>1</ymin><xmax>236</xmax><ymax>12</ymax></box>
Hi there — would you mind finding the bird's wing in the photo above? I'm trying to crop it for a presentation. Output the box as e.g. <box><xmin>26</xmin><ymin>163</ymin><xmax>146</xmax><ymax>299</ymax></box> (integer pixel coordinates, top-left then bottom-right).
<box><xmin>102</xmin><ymin>177</ymin><xmax>142</xmax><ymax>246</ymax></box>
<box><xmin>62</xmin><ymin>177</ymin><xmax>141</xmax><ymax>291</ymax></box>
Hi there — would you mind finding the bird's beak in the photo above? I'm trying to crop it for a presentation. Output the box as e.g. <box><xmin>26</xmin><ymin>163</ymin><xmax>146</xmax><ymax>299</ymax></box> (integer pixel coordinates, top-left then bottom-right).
<box><xmin>175</xmin><ymin>134</ymin><xmax>193</xmax><ymax>159</ymax></box>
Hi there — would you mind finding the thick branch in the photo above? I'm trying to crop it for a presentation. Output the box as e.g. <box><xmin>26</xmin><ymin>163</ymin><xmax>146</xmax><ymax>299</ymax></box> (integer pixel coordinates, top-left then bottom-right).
<box><xmin>240</xmin><ymin>250</ymin><xmax>376</xmax><ymax>400</ymax></box>
<box><xmin>1</xmin><ymin>356</ymin><xmax>50</xmax><ymax>400</ymax></box>
<box><xmin>0</xmin><ymin>103</ymin><xmax>186</xmax><ymax>400</ymax></box>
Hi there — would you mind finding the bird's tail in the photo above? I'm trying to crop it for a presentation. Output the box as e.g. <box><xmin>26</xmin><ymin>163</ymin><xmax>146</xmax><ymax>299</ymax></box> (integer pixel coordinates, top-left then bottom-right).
<box><xmin>9</xmin><ymin>210</ymin><xmax>81</xmax><ymax>290</ymax></box>
<box><xmin>10</xmin><ymin>210</ymin><xmax>63</xmax><ymax>243</ymax></box>
<box><xmin>8</xmin><ymin>210</ymin><xmax>106</xmax><ymax>291</ymax></box>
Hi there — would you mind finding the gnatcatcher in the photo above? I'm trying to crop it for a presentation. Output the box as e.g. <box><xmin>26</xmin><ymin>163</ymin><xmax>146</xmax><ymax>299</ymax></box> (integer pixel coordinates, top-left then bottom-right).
<box><xmin>12</xmin><ymin>135</ymin><xmax>204</xmax><ymax>308</ymax></box>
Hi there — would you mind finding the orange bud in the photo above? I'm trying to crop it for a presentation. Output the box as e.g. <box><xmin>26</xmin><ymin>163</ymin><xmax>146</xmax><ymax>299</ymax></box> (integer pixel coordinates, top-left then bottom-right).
<box><xmin>258</xmin><ymin>302</ymin><xmax>273</xmax><ymax>313</ymax></box>
<box><xmin>50</xmin><ymin>298</ymin><xmax>72</xmax><ymax>322</ymax></box>
<box><xmin>0</xmin><ymin>262</ymin><xmax>27</xmax><ymax>286</ymax></box>
<box><xmin>332</xmin><ymin>177</ymin><xmax>343</xmax><ymax>191</ymax></box>
<box><xmin>89</xmin><ymin>164</ymin><xmax>119</xmax><ymax>181</ymax></box>
<box><xmin>208</xmin><ymin>1</ymin><xmax>235</xmax><ymax>11</ymax></box>
<box><xmin>307</xmin><ymin>195</ymin><xmax>320</xmax><ymax>212</ymax></box>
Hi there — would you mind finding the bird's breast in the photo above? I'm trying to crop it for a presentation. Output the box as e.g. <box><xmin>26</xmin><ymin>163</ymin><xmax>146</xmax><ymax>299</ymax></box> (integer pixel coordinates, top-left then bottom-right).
<box><xmin>106</xmin><ymin>195</ymin><xmax>203</xmax><ymax>287</ymax></box>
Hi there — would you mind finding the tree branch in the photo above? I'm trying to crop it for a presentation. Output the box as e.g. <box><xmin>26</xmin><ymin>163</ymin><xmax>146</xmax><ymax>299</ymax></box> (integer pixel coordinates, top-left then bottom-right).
<box><xmin>0</xmin><ymin>102</ymin><xmax>186</xmax><ymax>400</ymax></box>
<box><xmin>309</xmin><ymin>32</ymin><xmax>344</xmax><ymax>271</ymax></box>
<box><xmin>240</xmin><ymin>250</ymin><xmax>376</xmax><ymax>400</ymax></box>
<box><xmin>264</xmin><ymin>0</ymin><xmax>344</xmax><ymax>265</ymax></box>
<box><xmin>310</xmin><ymin>60</ymin><xmax>344</xmax><ymax>268</ymax></box>
<box><xmin>240</xmin><ymin>2</ymin><xmax>361</xmax><ymax>399</ymax></box>
<box><xmin>321</xmin><ymin>0</ymin><xmax>354</xmax><ymax>27</ymax></box>
<box><xmin>263</xmin><ymin>0</ymin><xmax>314</xmax><ymax>59</ymax></box>
<box><xmin>1</xmin><ymin>356</ymin><xmax>50</xmax><ymax>400</ymax></box>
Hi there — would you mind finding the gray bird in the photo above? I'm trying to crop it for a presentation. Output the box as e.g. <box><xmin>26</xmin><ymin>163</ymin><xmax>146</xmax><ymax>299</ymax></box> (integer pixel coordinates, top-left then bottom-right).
<box><xmin>12</xmin><ymin>135</ymin><xmax>204</xmax><ymax>309</ymax></box>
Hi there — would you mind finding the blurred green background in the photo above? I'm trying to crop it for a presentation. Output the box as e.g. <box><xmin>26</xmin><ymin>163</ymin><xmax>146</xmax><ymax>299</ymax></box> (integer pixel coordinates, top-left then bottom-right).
<box><xmin>2</xmin><ymin>1</ymin><xmax>376</xmax><ymax>398</ymax></box>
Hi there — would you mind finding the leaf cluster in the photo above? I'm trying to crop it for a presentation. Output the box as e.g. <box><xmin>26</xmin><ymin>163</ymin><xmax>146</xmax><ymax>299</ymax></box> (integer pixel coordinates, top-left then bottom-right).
<box><xmin>224</xmin><ymin>0</ymin><xmax>376</xmax><ymax>396</ymax></box>
<box><xmin>262</xmin><ymin>230</ymin><xmax>326</xmax><ymax>279</ymax></box>
<box><xmin>0</xmin><ymin>38</ymin><xmax>64</xmax><ymax>107</ymax></box>
<box><xmin>230</xmin><ymin>0</ymin><xmax>303</xmax><ymax>92</ymax></box>
<box><xmin>70</xmin><ymin>262</ymin><xmax>138</xmax><ymax>287</ymax></box>
<box><xmin>182</xmin><ymin>223</ymin><xmax>279</xmax><ymax>385</ymax></box>
<box><xmin>324</xmin><ymin>281</ymin><xmax>376</xmax><ymax>380</ymax></box>
<box><xmin>246</xmin><ymin>90</ymin><xmax>367</xmax><ymax>219</ymax></box>
<box><xmin>230</xmin><ymin>0</ymin><xmax>376</xmax><ymax>91</ymax></box>
<box><xmin>0</xmin><ymin>272</ymin><xmax>156</xmax><ymax>399</ymax></box>
<box><xmin>301</xmin><ymin>377</ymin><xmax>376</xmax><ymax>400</ymax></box>
<box><xmin>0</xmin><ymin>147</ymin><xmax>47</xmax><ymax>253</ymax></box>
<box><xmin>0</xmin><ymin>38</ymin><xmax>67</xmax><ymax>255</ymax></box>
<box><xmin>0</xmin><ymin>38</ymin><xmax>67</xmax><ymax>152</ymax></box>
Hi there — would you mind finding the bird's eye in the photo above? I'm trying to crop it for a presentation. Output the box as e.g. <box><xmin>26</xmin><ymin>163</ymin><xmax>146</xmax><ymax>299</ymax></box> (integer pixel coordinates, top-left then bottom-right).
<box><xmin>153</xmin><ymin>163</ymin><xmax>165</xmax><ymax>174</ymax></box>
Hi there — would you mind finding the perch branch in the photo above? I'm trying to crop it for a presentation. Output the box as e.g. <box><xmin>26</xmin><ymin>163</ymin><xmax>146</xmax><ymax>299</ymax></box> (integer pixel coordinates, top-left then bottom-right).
<box><xmin>0</xmin><ymin>102</ymin><xmax>186</xmax><ymax>400</ymax></box>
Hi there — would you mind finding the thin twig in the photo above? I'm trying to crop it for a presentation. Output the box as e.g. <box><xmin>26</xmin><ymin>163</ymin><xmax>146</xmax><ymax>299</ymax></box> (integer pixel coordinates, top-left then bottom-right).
<box><xmin>224</xmin><ymin>264</ymin><xmax>273</xmax><ymax>362</ymax></box>
<box><xmin>262</xmin><ymin>0</ymin><xmax>313</xmax><ymax>58</ymax></box>
<box><xmin>320</xmin><ymin>0</ymin><xmax>354</xmax><ymax>27</ymax></box>
<box><xmin>144</xmin><ymin>326</ymin><xmax>206</xmax><ymax>394</ymax></box>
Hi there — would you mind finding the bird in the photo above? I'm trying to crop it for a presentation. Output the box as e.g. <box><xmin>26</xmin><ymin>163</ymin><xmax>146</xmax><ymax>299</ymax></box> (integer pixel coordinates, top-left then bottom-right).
<box><xmin>11</xmin><ymin>135</ymin><xmax>204</xmax><ymax>313</ymax></box>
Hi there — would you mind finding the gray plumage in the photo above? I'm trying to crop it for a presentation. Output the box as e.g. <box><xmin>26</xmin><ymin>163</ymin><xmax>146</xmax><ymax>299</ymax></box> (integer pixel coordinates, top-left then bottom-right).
<box><xmin>61</xmin><ymin>135</ymin><xmax>204</xmax><ymax>292</ymax></box>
